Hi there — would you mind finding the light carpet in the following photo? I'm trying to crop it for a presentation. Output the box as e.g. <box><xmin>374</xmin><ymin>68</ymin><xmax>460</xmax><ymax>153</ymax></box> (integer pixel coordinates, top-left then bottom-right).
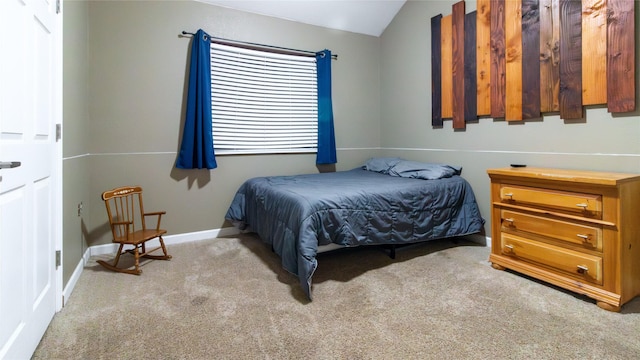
<box><xmin>33</xmin><ymin>234</ymin><xmax>640</xmax><ymax>359</ymax></box>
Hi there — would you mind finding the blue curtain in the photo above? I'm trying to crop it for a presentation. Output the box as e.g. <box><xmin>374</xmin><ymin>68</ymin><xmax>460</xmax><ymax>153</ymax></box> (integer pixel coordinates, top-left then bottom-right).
<box><xmin>315</xmin><ymin>50</ymin><xmax>337</xmax><ymax>164</ymax></box>
<box><xmin>176</xmin><ymin>29</ymin><xmax>217</xmax><ymax>169</ymax></box>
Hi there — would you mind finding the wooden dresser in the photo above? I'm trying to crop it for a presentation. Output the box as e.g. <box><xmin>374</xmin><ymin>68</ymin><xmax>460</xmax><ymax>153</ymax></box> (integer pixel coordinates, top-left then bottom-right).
<box><xmin>487</xmin><ymin>167</ymin><xmax>640</xmax><ymax>311</ymax></box>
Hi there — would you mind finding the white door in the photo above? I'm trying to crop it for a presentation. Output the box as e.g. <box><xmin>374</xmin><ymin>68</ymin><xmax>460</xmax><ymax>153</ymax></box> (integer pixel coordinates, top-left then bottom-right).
<box><xmin>0</xmin><ymin>0</ymin><xmax>62</xmax><ymax>358</ymax></box>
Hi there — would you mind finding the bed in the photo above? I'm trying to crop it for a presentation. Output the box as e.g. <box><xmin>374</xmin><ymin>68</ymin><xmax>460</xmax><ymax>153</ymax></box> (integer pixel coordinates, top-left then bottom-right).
<box><xmin>225</xmin><ymin>158</ymin><xmax>485</xmax><ymax>299</ymax></box>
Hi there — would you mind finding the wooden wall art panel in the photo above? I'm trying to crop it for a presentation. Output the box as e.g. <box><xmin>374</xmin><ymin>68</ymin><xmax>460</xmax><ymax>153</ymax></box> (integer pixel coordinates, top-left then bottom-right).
<box><xmin>539</xmin><ymin>0</ymin><xmax>560</xmax><ymax>113</ymax></box>
<box><xmin>559</xmin><ymin>0</ymin><xmax>583</xmax><ymax>120</ymax></box>
<box><xmin>452</xmin><ymin>1</ymin><xmax>466</xmax><ymax>129</ymax></box>
<box><xmin>521</xmin><ymin>0</ymin><xmax>541</xmax><ymax>119</ymax></box>
<box><xmin>607</xmin><ymin>0</ymin><xmax>636</xmax><ymax>113</ymax></box>
<box><xmin>430</xmin><ymin>0</ymin><xmax>636</xmax><ymax>130</ymax></box>
<box><xmin>431</xmin><ymin>14</ymin><xmax>443</xmax><ymax>127</ymax></box>
<box><xmin>476</xmin><ymin>0</ymin><xmax>491</xmax><ymax>116</ymax></box>
<box><xmin>505</xmin><ymin>0</ymin><xmax>523</xmax><ymax>121</ymax></box>
<box><xmin>582</xmin><ymin>0</ymin><xmax>607</xmax><ymax>106</ymax></box>
<box><xmin>441</xmin><ymin>14</ymin><xmax>453</xmax><ymax>119</ymax></box>
<box><xmin>465</xmin><ymin>11</ymin><xmax>478</xmax><ymax>123</ymax></box>
<box><xmin>490</xmin><ymin>0</ymin><xmax>506</xmax><ymax>118</ymax></box>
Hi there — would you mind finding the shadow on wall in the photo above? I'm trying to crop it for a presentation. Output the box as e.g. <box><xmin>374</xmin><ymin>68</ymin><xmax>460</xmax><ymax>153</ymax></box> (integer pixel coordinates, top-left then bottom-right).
<box><xmin>170</xmin><ymin>167</ymin><xmax>212</xmax><ymax>189</ymax></box>
<box><xmin>317</xmin><ymin>163</ymin><xmax>336</xmax><ymax>173</ymax></box>
<box><xmin>167</xmin><ymin>157</ymin><xmax>335</xmax><ymax>190</ymax></box>
<box><xmin>82</xmin><ymin>218</ymin><xmax>112</xmax><ymax>247</ymax></box>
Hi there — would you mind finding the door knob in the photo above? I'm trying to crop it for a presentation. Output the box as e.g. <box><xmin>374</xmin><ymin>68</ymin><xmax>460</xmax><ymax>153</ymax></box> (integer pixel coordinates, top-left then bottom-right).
<box><xmin>0</xmin><ymin>162</ymin><xmax>21</xmax><ymax>169</ymax></box>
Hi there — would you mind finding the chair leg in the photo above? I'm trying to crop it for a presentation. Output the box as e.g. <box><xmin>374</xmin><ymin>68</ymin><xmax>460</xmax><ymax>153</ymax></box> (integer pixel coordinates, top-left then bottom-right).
<box><xmin>159</xmin><ymin>236</ymin><xmax>172</xmax><ymax>259</ymax></box>
<box><xmin>141</xmin><ymin>236</ymin><xmax>172</xmax><ymax>260</ymax></box>
<box><xmin>113</xmin><ymin>243</ymin><xmax>124</xmax><ymax>266</ymax></box>
<box><xmin>133</xmin><ymin>244</ymin><xmax>141</xmax><ymax>274</ymax></box>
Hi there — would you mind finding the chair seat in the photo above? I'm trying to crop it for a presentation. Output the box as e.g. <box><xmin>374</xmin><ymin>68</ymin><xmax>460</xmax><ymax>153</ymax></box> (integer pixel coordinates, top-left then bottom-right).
<box><xmin>114</xmin><ymin>229</ymin><xmax>167</xmax><ymax>245</ymax></box>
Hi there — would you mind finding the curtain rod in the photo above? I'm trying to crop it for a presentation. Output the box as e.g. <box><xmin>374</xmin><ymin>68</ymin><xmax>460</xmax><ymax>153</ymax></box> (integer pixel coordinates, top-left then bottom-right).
<box><xmin>181</xmin><ymin>31</ymin><xmax>337</xmax><ymax>60</ymax></box>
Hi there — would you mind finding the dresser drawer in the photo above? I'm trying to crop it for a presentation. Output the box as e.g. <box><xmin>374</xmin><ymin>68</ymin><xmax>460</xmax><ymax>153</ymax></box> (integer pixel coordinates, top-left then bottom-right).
<box><xmin>499</xmin><ymin>185</ymin><xmax>602</xmax><ymax>219</ymax></box>
<box><xmin>501</xmin><ymin>210</ymin><xmax>602</xmax><ymax>251</ymax></box>
<box><xmin>501</xmin><ymin>233</ymin><xmax>603</xmax><ymax>285</ymax></box>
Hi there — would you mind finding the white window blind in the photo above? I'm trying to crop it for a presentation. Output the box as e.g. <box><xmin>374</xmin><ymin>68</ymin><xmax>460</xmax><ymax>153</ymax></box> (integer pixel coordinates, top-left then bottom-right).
<box><xmin>210</xmin><ymin>43</ymin><xmax>318</xmax><ymax>155</ymax></box>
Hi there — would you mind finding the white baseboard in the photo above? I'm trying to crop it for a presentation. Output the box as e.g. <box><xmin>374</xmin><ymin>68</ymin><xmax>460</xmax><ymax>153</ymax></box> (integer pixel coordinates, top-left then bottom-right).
<box><xmin>84</xmin><ymin>227</ymin><xmax>242</xmax><ymax>257</ymax></box>
<box><xmin>464</xmin><ymin>233</ymin><xmax>491</xmax><ymax>247</ymax></box>
<box><xmin>145</xmin><ymin>226</ymin><xmax>240</xmax><ymax>248</ymax></box>
<box><xmin>62</xmin><ymin>247</ymin><xmax>91</xmax><ymax>306</ymax></box>
<box><xmin>61</xmin><ymin>226</ymin><xmax>240</xmax><ymax>306</ymax></box>
<box><xmin>86</xmin><ymin>242</ymin><xmax>119</xmax><ymax>256</ymax></box>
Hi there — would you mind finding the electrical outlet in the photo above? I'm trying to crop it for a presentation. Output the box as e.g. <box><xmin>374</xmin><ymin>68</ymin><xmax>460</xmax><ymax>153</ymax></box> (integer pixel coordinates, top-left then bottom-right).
<box><xmin>77</xmin><ymin>202</ymin><xmax>83</xmax><ymax>217</ymax></box>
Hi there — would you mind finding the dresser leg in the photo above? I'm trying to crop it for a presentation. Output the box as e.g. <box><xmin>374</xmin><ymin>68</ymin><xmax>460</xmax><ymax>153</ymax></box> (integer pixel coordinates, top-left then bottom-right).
<box><xmin>491</xmin><ymin>263</ymin><xmax>506</xmax><ymax>270</ymax></box>
<box><xmin>596</xmin><ymin>301</ymin><xmax>621</xmax><ymax>312</ymax></box>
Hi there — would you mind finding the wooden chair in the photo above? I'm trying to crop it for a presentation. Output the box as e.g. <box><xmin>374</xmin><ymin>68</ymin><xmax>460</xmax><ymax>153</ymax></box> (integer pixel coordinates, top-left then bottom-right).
<box><xmin>98</xmin><ymin>186</ymin><xmax>171</xmax><ymax>274</ymax></box>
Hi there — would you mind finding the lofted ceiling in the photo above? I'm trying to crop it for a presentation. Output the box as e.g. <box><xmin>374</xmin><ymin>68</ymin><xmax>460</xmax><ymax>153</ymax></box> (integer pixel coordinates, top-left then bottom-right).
<box><xmin>197</xmin><ymin>0</ymin><xmax>407</xmax><ymax>37</ymax></box>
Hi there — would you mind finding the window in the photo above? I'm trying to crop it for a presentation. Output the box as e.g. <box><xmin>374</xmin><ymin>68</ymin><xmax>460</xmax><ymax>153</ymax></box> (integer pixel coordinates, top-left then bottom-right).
<box><xmin>210</xmin><ymin>43</ymin><xmax>318</xmax><ymax>155</ymax></box>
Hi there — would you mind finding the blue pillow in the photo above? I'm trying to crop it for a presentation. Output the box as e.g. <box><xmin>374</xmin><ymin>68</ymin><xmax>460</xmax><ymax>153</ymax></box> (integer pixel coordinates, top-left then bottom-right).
<box><xmin>388</xmin><ymin>160</ymin><xmax>462</xmax><ymax>180</ymax></box>
<box><xmin>363</xmin><ymin>157</ymin><xmax>402</xmax><ymax>174</ymax></box>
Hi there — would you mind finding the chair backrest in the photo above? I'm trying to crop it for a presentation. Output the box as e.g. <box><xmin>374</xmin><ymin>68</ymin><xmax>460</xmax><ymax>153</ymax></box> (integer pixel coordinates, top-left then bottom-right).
<box><xmin>102</xmin><ymin>186</ymin><xmax>147</xmax><ymax>241</ymax></box>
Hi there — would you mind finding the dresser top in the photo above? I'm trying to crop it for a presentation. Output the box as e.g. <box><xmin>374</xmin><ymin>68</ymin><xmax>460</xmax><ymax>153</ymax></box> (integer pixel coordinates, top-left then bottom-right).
<box><xmin>487</xmin><ymin>167</ymin><xmax>640</xmax><ymax>186</ymax></box>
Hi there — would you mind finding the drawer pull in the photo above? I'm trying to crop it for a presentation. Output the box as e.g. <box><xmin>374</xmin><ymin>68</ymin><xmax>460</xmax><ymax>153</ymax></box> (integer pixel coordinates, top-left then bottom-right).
<box><xmin>504</xmin><ymin>244</ymin><xmax>514</xmax><ymax>253</ymax></box>
<box><xmin>504</xmin><ymin>193</ymin><xmax>514</xmax><ymax>199</ymax></box>
<box><xmin>576</xmin><ymin>203</ymin><xmax>589</xmax><ymax>209</ymax></box>
<box><xmin>503</xmin><ymin>218</ymin><xmax>514</xmax><ymax>225</ymax></box>
<box><xmin>577</xmin><ymin>265</ymin><xmax>589</xmax><ymax>274</ymax></box>
<box><xmin>576</xmin><ymin>234</ymin><xmax>591</xmax><ymax>241</ymax></box>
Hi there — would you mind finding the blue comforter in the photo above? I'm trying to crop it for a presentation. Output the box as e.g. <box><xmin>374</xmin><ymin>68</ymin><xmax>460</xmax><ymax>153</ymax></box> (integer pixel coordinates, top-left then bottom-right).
<box><xmin>225</xmin><ymin>168</ymin><xmax>484</xmax><ymax>299</ymax></box>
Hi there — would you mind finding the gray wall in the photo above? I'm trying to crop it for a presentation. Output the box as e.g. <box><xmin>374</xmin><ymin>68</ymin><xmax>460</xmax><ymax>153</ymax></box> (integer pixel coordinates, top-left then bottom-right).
<box><xmin>62</xmin><ymin>0</ymin><xmax>640</xmax><ymax>287</ymax></box>
<box><xmin>63</xmin><ymin>0</ymin><xmax>91</xmax><ymax>284</ymax></box>
<box><xmin>379</xmin><ymin>0</ymin><xmax>640</xmax><ymax>238</ymax></box>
